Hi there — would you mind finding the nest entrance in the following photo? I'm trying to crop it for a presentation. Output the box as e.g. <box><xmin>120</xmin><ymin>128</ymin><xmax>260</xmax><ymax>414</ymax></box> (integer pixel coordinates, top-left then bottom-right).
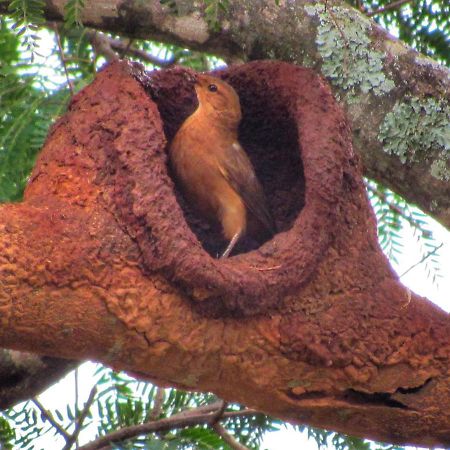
<box><xmin>174</xmin><ymin>103</ymin><xmax>305</xmax><ymax>258</ymax></box>
<box><xmin>129</xmin><ymin>60</ymin><xmax>354</xmax><ymax>314</ymax></box>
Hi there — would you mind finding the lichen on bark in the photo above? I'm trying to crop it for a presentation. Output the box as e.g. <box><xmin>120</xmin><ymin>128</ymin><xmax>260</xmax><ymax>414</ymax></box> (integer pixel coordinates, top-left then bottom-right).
<box><xmin>304</xmin><ymin>4</ymin><xmax>395</xmax><ymax>97</ymax></box>
<box><xmin>378</xmin><ymin>97</ymin><xmax>450</xmax><ymax>181</ymax></box>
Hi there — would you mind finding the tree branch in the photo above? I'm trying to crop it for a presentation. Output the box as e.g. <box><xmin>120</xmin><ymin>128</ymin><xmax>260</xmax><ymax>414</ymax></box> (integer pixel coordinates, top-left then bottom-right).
<box><xmin>148</xmin><ymin>387</ymin><xmax>165</xmax><ymax>421</ymax></box>
<box><xmin>0</xmin><ymin>60</ymin><xmax>448</xmax><ymax>447</ymax></box>
<box><xmin>85</xmin><ymin>30</ymin><xmax>176</xmax><ymax>66</ymax></box>
<box><xmin>32</xmin><ymin>398</ymin><xmax>71</xmax><ymax>441</ymax></box>
<box><xmin>399</xmin><ymin>242</ymin><xmax>444</xmax><ymax>278</ymax></box>
<box><xmin>63</xmin><ymin>385</ymin><xmax>98</xmax><ymax>450</ymax></box>
<box><xmin>367</xmin><ymin>0</ymin><xmax>413</xmax><ymax>16</ymax></box>
<box><xmin>78</xmin><ymin>403</ymin><xmax>259</xmax><ymax>450</ymax></box>
<box><xmin>212</xmin><ymin>422</ymin><xmax>250</xmax><ymax>450</ymax></box>
<box><xmin>0</xmin><ymin>352</ymin><xmax>77</xmax><ymax>410</ymax></box>
<box><xmin>51</xmin><ymin>22</ymin><xmax>74</xmax><ymax>96</ymax></box>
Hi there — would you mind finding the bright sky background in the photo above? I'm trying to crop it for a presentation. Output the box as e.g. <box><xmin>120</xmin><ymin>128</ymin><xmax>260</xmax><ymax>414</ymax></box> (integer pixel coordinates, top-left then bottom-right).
<box><xmin>8</xmin><ymin>27</ymin><xmax>450</xmax><ymax>450</ymax></box>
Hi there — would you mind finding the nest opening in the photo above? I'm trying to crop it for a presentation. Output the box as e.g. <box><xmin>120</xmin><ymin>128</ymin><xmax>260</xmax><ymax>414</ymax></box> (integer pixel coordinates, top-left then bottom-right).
<box><xmin>135</xmin><ymin>61</ymin><xmax>349</xmax><ymax>314</ymax></box>
<box><xmin>169</xmin><ymin>103</ymin><xmax>305</xmax><ymax>258</ymax></box>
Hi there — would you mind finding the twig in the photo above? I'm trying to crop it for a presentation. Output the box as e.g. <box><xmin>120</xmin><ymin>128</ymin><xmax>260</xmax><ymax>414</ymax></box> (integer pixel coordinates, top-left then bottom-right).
<box><xmin>248</xmin><ymin>264</ymin><xmax>282</xmax><ymax>271</ymax></box>
<box><xmin>210</xmin><ymin>399</ymin><xmax>227</xmax><ymax>423</ymax></box>
<box><xmin>399</xmin><ymin>243</ymin><xmax>443</xmax><ymax>278</ymax></box>
<box><xmin>365</xmin><ymin>182</ymin><xmax>428</xmax><ymax>234</ymax></box>
<box><xmin>62</xmin><ymin>385</ymin><xmax>98</xmax><ymax>450</ymax></box>
<box><xmin>74</xmin><ymin>367</ymin><xmax>79</xmax><ymax>448</ymax></box>
<box><xmin>88</xmin><ymin>31</ymin><xmax>118</xmax><ymax>61</ymax></box>
<box><xmin>32</xmin><ymin>398</ymin><xmax>71</xmax><ymax>441</ymax></box>
<box><xmin>51</xmin><ymin>23</ymin><xmax>74</xmax><ymax>96</ymax></box>
<box><xmin>322</xmin><ymin>4</ymin><xmax>350</xmax><ymax>78</ymax></box>
<box><xmin>86</xmin><ymin>30</ymin><xmax>176</xmax><ymax>67</ymax></box>
<box><xmin>148</xmin><ymin>386</ymin><xmax>165</xmax><ymax>420</ymax></box>
<box><xmin>78</xmin><ymin>402</ymin><xmax>260</xmax><ymax>450</ymax></box>
<box><xmin>212</xmin><ymin>422</ymin><xmax>250</xmax><ymax>450</ymax></box>
<box><xmin>368</xmin><ymin>0</ymin><xmax>413</xmax><ymax>17</ymax></box>
<box><xmin>119</xmin><ymin>38</ymin><xmax>134</xmax><ymax>59</ymax></box>
<box><xmin>327</xmin><ymin>6</ymin><xmax>349</xmax><ymax>47</ymax></box>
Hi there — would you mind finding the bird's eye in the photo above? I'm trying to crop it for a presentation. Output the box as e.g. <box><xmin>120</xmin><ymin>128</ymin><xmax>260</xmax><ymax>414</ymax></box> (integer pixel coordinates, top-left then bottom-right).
<box><xmin>208</xmin><ymin>84</ymin><xmax>218</xmax><ymax>92</ymax></box>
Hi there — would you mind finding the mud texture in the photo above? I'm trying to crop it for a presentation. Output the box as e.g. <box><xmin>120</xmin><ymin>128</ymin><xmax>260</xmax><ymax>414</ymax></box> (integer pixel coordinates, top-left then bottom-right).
<box><xmin>2</xmin><ymin>60</ymin><xmax>450</xmax><ymax>446</ymax></box>
<box><xmin>101</xmin><ymin>60</ymin><xmax>362</xmax><ymax>315</ymax></box>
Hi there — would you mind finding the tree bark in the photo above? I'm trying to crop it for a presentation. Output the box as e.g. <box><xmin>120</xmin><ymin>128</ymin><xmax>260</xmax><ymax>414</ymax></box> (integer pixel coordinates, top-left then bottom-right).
<box><xmin>1</xmin><ymin>0</ymin><xmax>449</xmax><ymax>228</ymax></box>
<box><xmin>0</xmin><ymin>351</ymin><xmax>76</xmax><ymax>409</ymax></box>
<box><xmin>0</xmin><ymin>60</ymin><xmax>449</xmax><ymax>446</ymax></box>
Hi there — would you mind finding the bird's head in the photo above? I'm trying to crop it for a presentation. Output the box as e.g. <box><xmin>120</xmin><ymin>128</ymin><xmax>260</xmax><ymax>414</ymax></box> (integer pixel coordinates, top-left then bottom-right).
<box><xmin>194</xmin><ymin>74</ymin><xmax>242</xmax><ymax>129</ymax></box>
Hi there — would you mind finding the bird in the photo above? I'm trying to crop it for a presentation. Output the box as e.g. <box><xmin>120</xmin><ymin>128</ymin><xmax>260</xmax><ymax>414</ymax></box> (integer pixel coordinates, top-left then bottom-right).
<box><xmin>169</xmin><ymin>73</ymin><xmax>275</xmax><ymax>258</ymax></box>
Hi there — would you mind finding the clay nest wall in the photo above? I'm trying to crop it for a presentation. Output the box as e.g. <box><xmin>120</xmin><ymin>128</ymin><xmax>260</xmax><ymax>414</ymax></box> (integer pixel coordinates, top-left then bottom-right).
<box><xmin>26</xmin><ymin>59</ymin><xmax>392</xmax><ymax>318</ymax></box>
<box><xmin>95</xmin><ymin>59</ymin><xmax>379</xmax><ymax>317</ymax></box>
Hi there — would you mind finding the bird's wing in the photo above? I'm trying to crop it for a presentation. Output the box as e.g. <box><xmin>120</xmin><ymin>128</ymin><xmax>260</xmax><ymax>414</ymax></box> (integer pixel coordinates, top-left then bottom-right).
<box><xmin>218</xmin><ymin>141</ymin><xmax>275</xmax><ymax>236</ymax></box>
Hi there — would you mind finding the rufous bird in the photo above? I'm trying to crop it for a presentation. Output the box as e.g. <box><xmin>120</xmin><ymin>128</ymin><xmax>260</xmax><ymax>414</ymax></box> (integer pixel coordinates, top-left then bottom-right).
<box><xmin>169</xmin><ymin>73</ymin><xmax>275</xmax><ymax>258</ymax></box>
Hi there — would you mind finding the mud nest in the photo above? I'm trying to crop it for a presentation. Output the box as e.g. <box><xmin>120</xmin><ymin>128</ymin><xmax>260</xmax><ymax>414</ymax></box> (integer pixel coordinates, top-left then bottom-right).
<box><xmin>103</xmin><ymin>60</ymin><xmax>358</xmax><ymax>316</ymax></box>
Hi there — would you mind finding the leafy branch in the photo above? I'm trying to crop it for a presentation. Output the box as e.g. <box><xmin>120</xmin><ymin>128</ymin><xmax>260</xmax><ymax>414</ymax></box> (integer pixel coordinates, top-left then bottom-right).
<box><xmin>366</xmin><ymin>180</ymin><xmax>443</xmax><ymax>282</ymax></box>
<box><xmin>7</xmin><ymin>0</ymin><xmax>45</xmax><ymax>61</ymax></box>
<box><xmin>79</xmin><ymin>400</ymin><xmax>257</xmax><ymax>450</ymax></box>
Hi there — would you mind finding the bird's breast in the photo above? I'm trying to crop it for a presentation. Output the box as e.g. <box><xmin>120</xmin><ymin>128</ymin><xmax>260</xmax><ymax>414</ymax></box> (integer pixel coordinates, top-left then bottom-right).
<box><xmin>169</xmin><ymin>128</ymin><xmax>237</xmax><ymax>222</ymax></box>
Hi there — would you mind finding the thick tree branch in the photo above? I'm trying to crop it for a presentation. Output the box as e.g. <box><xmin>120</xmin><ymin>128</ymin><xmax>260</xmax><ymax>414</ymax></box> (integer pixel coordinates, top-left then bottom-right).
<box><xmin>0</xmin><ymin>60</ymin><xmax>448</xmax><ymax>447</ymax></box>
<box><xmin>1</xmin><ymin>0</ymin><xmax>448</xmax><ymax>229</ymax></box>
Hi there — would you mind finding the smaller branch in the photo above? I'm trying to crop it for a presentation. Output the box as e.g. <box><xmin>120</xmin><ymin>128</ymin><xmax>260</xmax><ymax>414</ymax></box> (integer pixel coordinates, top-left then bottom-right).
<box><xmin>212</xmin><ymin>422</ymin><xmax>250</xmax><ymax>450</ymax></box>
<box><xmin>85</xmin><ymin>30</ymin><xmax>176</xmax><ymax>67</ymax></box>
<box><xmin>210</xmin><ymin>399</ymin><xmax>227</xmax><ymax>423</ymax></box>
<box><xmin>148</xmin><ymin>386</ymin><xmax>165</xmax><ymax>420</ymax></box>
<box><xmin>367</xmin><ymin>0</ymin><xmax>412</xmax><ymax>16</ymax></box>
<box><xmin>88</xmin><ymin>31</ymin><xmax>118</xmax><ymax>62</ymax></box>
<box><xmin>74</xmin><ymin>367</ymin><xmax>79</xmax><ymax>448</ymax></box>
<box><xmin>365</xmin><ymin>182</ymin><xmax>426</xmax><ymax>234</ymax></box>
<box><xmin>399</xmin><ymin>243</ymin><xmax>443</xmax><ymax>278</ymax></box>
<box><xmin>78</xmin><ymin>402</ymin><xmax>260</xmax><ymax>450</ymax></box>
<box><xmin>51</xmin><ymin>23</ymin><xmax>74</xmax><ymax>96</ymax></box>
<box><xmin>62</xmin><ymin>385</ymin><xmax>98</xmax><ymax>450</ymax></box>
<box><xmin>118</xmin><ymin>38</ymin><xmax>134</xmax><ymax>59</ymax></box>
<box><xmin>32</xmin><ymin>398</ymin><xmax>71</xmax><ymax>441</ymax></box>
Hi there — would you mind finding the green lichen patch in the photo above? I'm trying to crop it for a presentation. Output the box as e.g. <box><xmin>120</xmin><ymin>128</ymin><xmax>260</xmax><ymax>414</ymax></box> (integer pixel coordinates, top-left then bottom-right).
<box><xmin>304</xmin><ymin>4</ymin><xmax>395</xmax><ymax>96</ymax></box>
<box><xmin>378</xmin><ymin>98</ymin><xmax>450</xmax><ymax>181</ymax></box>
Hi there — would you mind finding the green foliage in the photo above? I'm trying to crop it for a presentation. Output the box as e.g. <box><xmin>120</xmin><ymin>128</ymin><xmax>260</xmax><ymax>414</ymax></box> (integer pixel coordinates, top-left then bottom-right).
<box><xmin>305</xmin><ymin>426</ymin><xmax>404</xmax><ymax>450</ymax></box>
<box><xmin>0</xmin><ymin>18</ymin><xmax>96</xmax><ymax>202</ymax></box>
<box><xmin>345</xmin><ymin>0</ymin><xmax>450</xmax><ymax>66</ymax></box>
<box><xmin>7</xmin><ymin>0</ymin><xmax>45</xmax><ymax>61</ymax></box>
<box><xmin>0</xmin><ymin>415</ymin><xmax>15</xmax><ymax>449</ymax></box>
<box><xmin>64</xmin><ymin>0</ymin><xmax>86</xmax><ymax>28</ymax></box>
<box><xmin>4</xmin><ymin>400</ymin><xmax>48</xmax><ymax>449</ymax></box>
<box><xmin>367</xmin><ymin>179</ymin><xmax>443</xmax><ymax>283</ymax></box>
<box><xmin>204</xmin><ymin>0</ymin><xmax>229</xmax><ymax>32</ymax></box>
